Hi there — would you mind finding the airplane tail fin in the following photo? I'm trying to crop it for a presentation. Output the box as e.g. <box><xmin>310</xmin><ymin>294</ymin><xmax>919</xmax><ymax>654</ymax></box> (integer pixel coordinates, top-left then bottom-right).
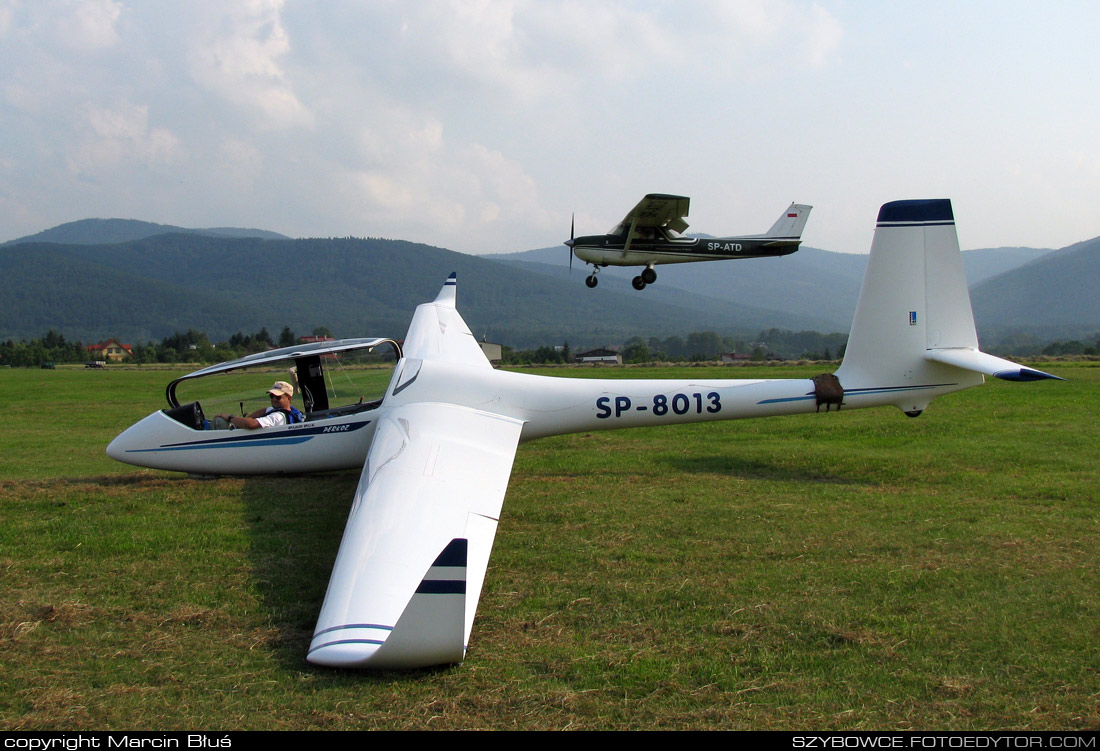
<box><xmin>835</xmin><ymin>199</ymin><xmax>1059</xmax><ymax>415</ymax></box>
<box><xmin>433</xmin><ymin>271</ymin><xmax>458</xmax><ymax>307</ymax></box>
<box><xmin>763</xmin><ymin>203</ymin><xmax>812</xmax><ymax>239</ymax></box>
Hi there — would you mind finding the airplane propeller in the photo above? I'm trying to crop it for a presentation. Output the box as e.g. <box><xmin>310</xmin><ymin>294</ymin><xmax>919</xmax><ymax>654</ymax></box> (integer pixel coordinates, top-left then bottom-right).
<box><xmin>566</xmin><ymin>214</ymin><xmax>575</xmax><ymax>272</ymax></box>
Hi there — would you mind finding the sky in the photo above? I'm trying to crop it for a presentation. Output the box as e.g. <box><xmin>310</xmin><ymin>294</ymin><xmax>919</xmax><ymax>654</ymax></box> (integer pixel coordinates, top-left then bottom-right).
<box><xmin>2</xmin><ymin>0</ymin><xmax>1099</xmax><ymax>255</ymax></box>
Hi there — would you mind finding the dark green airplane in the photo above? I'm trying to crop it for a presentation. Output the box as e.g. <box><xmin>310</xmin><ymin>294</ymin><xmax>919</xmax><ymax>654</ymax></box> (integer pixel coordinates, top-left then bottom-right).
<box><xmin>565</xmin><ymin>194</ymin><xmax>812</xmax><ymax>290</ymax></box>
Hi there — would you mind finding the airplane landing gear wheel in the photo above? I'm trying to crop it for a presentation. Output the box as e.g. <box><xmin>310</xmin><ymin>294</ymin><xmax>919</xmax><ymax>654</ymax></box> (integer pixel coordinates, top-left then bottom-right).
<box><xmin>641</xmin><ymin>267</ymin><xmax>657</xmax><ymax>284</ymax></box>
<box><xmin>585</xmin><ymin>275</ymin><xmax>598</xmax><ymax>288</ymax></box>
<box><xmin>632</xmin><ymin>275</ymin><xmax>647</xmax><ymax>290</ymax></box>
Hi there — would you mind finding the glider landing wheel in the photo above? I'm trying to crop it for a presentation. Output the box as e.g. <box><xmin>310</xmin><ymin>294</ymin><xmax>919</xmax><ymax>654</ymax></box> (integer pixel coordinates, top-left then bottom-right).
<box><xmin>585</xmin><ymin>275</ymin><xmax>598</xmax><ymax>288</ymax></box>
<box><xmin>632</xmin><ymin>275</ymin><xmax>647</xmax><ymax>290</ymax></box>
<box><xmin>641</xmin><ymin>267</ymin><xmax>657</xmax><ymax>284</ymax></box>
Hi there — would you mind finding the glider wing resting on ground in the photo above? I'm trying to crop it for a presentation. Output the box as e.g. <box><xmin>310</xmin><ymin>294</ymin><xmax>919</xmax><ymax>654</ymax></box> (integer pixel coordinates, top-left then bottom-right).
<box><xmin>108</xmin><ymin>199</ymin><xmax>1058</xmax><ymax>670</ymax></box>
<box><xmin>565</xmin><ymin>194</ymin><xmax>812</xmax><ymax>290</ymax></box>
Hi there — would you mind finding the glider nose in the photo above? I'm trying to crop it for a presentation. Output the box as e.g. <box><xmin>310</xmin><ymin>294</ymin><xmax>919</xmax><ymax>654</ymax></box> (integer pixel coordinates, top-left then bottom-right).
<box><xmin>106</xmin><ymin>435</ymin><xmax>126</xmax><ymax>463</ymax></box>
<box><xmin>106</xmin><ymin>421</ymin><xmax>144</xmax><ymax>464</ymax></box>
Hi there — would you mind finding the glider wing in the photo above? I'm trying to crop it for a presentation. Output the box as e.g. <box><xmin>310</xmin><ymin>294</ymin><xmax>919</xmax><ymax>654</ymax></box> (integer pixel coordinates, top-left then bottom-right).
<box><xmin>307</xmin><ymin>401</ymin><xmax>523</xmax><ymax>669</ymax></box>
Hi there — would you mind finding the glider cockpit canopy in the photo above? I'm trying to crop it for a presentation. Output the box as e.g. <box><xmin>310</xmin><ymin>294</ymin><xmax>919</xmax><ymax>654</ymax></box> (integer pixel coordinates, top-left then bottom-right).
<box><xmin>166</xmin><ymin>337</ymin><xmax>402</xmax><ymax>414</ymax></box>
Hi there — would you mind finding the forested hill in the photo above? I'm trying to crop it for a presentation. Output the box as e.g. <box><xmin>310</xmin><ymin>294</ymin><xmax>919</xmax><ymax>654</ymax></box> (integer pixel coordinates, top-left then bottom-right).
<box><xmin>2</xmin><ymin>218</ymin><xmax>289</xmax><ymax>246</ymax></box>
<box><xmin>3</xmin><ymin>218</ymin><xmax>1096</xmax><ymax>350</ymax></box>
<box><xmin>0</xmin><ymin>233</ymin><xmax>835</xmax><ymax>348</ymax></box>
<box><xmin>970</xmin><ymin>236</ymin><xmax>1100</xmax><ymax>340</ymax></box>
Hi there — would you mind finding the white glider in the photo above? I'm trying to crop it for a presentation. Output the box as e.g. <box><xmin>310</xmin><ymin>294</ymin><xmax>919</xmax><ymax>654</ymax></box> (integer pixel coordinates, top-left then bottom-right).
<box><xmin>107</xmin><ymin>199</ymin><xmax>1058</xmax><ymax>669</ymax></box>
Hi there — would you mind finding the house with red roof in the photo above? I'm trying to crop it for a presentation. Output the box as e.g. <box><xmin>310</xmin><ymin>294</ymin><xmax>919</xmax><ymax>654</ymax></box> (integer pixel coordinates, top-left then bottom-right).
<box><xmin>86</xmin><ymin>338</ymin><xmax>133</xmax><ymax>362</ymax></box>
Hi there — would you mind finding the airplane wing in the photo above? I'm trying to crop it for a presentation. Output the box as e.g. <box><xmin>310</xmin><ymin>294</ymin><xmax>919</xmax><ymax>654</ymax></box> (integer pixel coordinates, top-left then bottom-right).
<box><xmin>621</xmin><ymin>193</ymin><xmax>691</xmax><ymax>234</ymax></box>
<box><xmin>308</xmin><ymin>274</ymin><xmax>523</xmax><ymax>669</ymax></box>
<box><xmin>307</xmin><ymin>402</ymin><xmax>523</xmax><ymax>669</ymax></box>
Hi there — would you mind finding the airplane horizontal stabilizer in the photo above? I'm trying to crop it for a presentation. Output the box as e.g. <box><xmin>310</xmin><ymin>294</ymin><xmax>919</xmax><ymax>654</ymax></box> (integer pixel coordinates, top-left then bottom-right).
<box><xmin>925</xmin><ymin>348</ymin><xmax>1062</xmax><ymax>381</ymax></box>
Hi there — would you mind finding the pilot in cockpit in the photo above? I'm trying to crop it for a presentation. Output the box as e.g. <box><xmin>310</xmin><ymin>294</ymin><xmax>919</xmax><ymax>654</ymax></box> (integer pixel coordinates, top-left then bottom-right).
<box><xmin>215</xmin><ymin>381</ymin><xmax>304</xmax><ymax>429</ymax></box>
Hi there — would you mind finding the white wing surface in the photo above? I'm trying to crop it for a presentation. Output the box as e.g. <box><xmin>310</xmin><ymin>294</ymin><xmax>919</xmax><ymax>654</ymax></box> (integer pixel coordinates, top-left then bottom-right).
<box><xmin>307</xmin><ymin>400</ymin><xmax>523</xmax><ymax>669</ymax></box>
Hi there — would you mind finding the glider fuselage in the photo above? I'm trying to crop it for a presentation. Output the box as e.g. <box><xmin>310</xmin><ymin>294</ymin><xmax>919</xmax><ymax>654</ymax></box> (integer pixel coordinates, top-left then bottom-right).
<box><xmin>109</xmin><ymin>356</ymin><xmax>978</xmax><ymax>477</ymax></box>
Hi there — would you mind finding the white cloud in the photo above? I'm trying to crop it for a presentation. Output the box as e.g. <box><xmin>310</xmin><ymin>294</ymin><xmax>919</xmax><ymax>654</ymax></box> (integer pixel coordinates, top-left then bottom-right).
<box><xmin>330</xmin><ymin>106</ymin><xmax>553</xmax><ymax>251</ymax></box>
<box><xmin>55</xmin><ymin>0</ymin><xmax>122</xmax><ymax>50</ymax></box>
<box><xmin>214</xmin><ymin>136</ymin><xmax>264</xmax><ymax>191</ymax></box>
<box><xmin>185</xmin><ymin>0</ymin><xmax>312</xmax><ymax>129</ymax></box>
<box><xmin>3</xmin><ymin>1</ymin><xmax>1098</xmax><ymax>255</ymax></box>
<box><xmin>69</xmin><ymin>102</ymin><xmax>181</xmax><ymax>175</ymax></box>
<box><xmin>0</xmin><ymin>2</ymin><xmax>14</xmax><ymax>36</ymax></box>
<box><xmin>803</xmin><ymin>3</ymin><xmax>843</xmax><ymax>68</ymax></box>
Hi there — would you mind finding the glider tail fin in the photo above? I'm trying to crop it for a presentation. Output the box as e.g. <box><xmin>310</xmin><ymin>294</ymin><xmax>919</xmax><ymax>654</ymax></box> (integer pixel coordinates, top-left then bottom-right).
<box><xmin>835</xmin><ymin>199</ymin><xmax>1059</xmax><ymax>414</ymax></box>
<box><xmin>764</xmin><ymin>203</ymin><xmax>812</xmax><ymax>239</ymax></box>
<box><xmin>433</xmin><ymin>272</ymin><xmax>458</xmax><ymax>308</ymax></box>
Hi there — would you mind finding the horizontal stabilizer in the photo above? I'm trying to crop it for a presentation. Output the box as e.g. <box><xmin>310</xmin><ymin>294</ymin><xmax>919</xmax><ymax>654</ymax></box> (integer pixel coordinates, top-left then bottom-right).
<box><xmin>925</xmin><ymin>349</ymin><xmax>1063</xmax><ymax>381</ymax></box>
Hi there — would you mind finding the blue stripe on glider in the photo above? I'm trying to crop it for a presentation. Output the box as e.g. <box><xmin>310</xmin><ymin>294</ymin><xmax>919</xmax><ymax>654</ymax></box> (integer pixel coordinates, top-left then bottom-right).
<box><xmin>415</xmin><ymin>580</ymin><xmax>466</xmax><ymax>594</ymax></box>
<box><xmin>433</xmin><ymin>538</ymin><xmax>468</xmax><ymax>567</ymax></box>
<box><xmin>414</xmin><ymin>538</ymin><xmax>467</xmax><ymax>594</ymax></box>
<box><xmin>876</xmin><ymin>199</ymin><xmax>953</xmax><ymax>224</ymax></box>
<box><xmin>756</xmin><ymin>383</ymin><xmax>958</xmax><ymax>406</ymax></box>
<box><xmin>127</xmin><ymin>420</ymin><xmax>371</xmax><ymax>453</ymax></box>
<box><xmin>994</xmin><ymin>368</ymin><xmax>1063</xmax><ymax>382</ymax></box>
<box><xmin>756</xmin><ymin>394</ymin><xmax>817</xmax><ymax>405</ymax></box>
<box><xmin>307</xmin><ymin>638</ymin><xmax>387</xmax><ymax>653</ymax></box>
<box><xmin>127</xmin><ymin>435</ymin><xmax>315</xmax><ymax>452</ymax></box>
<box><xmin>312</xmin><ymin>623</ymin><xmax>394</xmax><ymax>638</ymax></box>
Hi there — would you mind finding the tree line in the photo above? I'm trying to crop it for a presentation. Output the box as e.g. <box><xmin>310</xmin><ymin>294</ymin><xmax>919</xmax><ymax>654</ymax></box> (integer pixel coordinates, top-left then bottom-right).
<box><xmin>498</xmin><ymin>329</ymin><xmax>850</xmax><ymax>365</ymax></box>
<box><xmin>6</xmin><ymin>327</ymin><xmax>1098</xmax><ymax>369</ymax></box>
<box><xmin>0</xmin><ymin>326</ymin><xmax>334</xmax><ymax>367</ymax></box>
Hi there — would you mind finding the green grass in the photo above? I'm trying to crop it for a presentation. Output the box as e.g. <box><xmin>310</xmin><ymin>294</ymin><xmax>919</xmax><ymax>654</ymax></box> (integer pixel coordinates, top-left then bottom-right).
<box><xmin>1</xmin><ymin>362</ymin><xmax>1097</xmax><ymax>730</ymax></box>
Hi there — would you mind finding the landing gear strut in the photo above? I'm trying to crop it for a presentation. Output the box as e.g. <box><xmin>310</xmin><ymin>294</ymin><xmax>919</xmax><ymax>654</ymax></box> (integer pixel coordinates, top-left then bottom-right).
<box><xmin>585</xmin><ymin>264</ymin><xmax>605</xmax><ymax>288</ymax></box>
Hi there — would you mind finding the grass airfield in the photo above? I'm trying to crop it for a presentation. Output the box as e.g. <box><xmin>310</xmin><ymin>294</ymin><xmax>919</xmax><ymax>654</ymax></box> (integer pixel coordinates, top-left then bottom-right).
<box><xmin>1</xmin><ymin>362</ymin><xmax>1097</xmax><ymax>730</ymax></box>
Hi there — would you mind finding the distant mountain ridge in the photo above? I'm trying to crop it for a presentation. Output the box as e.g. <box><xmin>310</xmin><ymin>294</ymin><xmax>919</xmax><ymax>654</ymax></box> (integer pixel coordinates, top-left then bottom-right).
<box><xmin>3</xmin><ymin>218</ymin><xmax>290</xmax><ymax>246</ymax></box>
<box><xmin>0</xmin><ymin>217</ymin><xmax>1094</xmax><ymax>350</ymax></box>
<box><xmin>487</xmin><ymin>243</ymin><xmax>1064</xmax><ymax>336</ymax></box>
<box><xmin>970</xmin><ymin>236</ymin><xmax>1100</xmax><ymax>340</ymax></box>
<box><xmin>0</xmin><ymin>231</ymin><xmax>835</xmax><ymax>348</ymax></box>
